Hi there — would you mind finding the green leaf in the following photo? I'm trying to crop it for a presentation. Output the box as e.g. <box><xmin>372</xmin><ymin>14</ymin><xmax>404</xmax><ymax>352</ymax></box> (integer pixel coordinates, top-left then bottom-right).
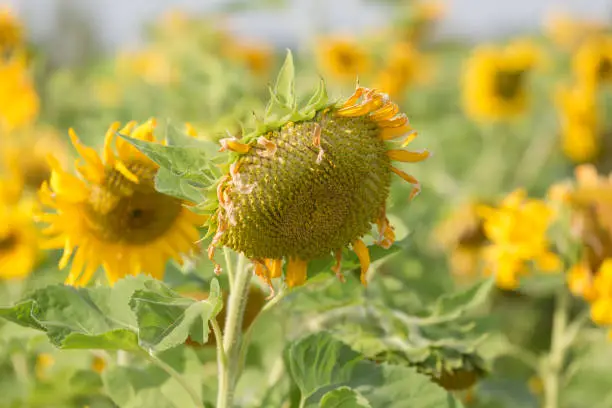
<box><xmin>319</xmin><ymin>387</ymin><xmax>372</xmax><ymax>407</ymax></box>
<box><xmin>432</xmin><ymin>278</ymin><xmax>494</xmax><ymax>318</ymax></box>
<box><xmin>119</xmin><ymin>135</ymin><xmax>217</xmax><ymax>185</ymax></box>
<box><xmin>273</xmin><ymin>49</ymin><xmax>296</xmax><ymax>109</ymax></box>
<box><xmin>129</xmin><ymin>279</ymin><xmax>221</xmax><ymax>352</ymax></box>
<box><xmin>103</xmin><ymin>347</ymin><xmax>205</xmax><ymax>408</ymax></box>
<box><xmin>155</xmin><ymin>167</ymin><xmax>205</xmax><ymax>203</ymax></box>
<box><xmin>0</xmin><ymin>276</ymin><xmax>151</xmax><ymax>350</ymax></box>
<box><xmin>301</xmin><ymin>78</ymin><xmax>329</xmax><ymax>116</ymax></box>
<box><xmin>287</xmin><ymin>332</ymin><xmax>464</xmax><ymax>407</ymax></box>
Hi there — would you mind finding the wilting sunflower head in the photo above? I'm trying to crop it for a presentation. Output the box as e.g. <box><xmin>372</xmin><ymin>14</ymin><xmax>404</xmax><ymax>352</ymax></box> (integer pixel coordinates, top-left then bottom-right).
<box><xmin>573</xmin><ymin>35</ymin><xmax>612</xmax><ymax>89</ymax></box>
<box><xmin>207</xmin><ymin>52</ymin><xmax>428</xmax><ymax>291</ymax></box>
<box><xmin>462</xmin><ymin>40</ymin><xmax>542</xmax><ymax>122</ymax></box>
<box><xmin>0</xmin><ymin>197</ymin><xmax>39</xmax><ymax>280</ymax></box>
<box><xmin>0</xmin><ymin>7</ymin><xmax>23</xmax><ymax>52</ymax></box>
<box><xmin>554</xmin><ymin>83</ymin><xmax>600</xmax><ymax>163</ymax></box>
<box><xmin>0</xmin><ymin>53</ymin><xmax>39</xmax><ymax>132</ymax></box>
<box><xmin>478</xmin><ymin>189</ymin><xmax>561</xmax><ymax>289</ymax></box>
<box><xmin>37</xmin><ymin>119</ymin><xmax>207</xmax><ymax>286</ymax></box>
<box><xmin>315</xmin><ymin>36</ymin><xmax>371</xmax><ymax>81</ymax></box>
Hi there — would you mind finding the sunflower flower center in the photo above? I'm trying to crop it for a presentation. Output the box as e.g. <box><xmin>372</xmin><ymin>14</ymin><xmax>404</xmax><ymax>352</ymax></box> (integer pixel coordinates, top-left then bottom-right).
<box><xmin>336</xmin><ymin>50</ymin><xmax>357</xmax><ymax>70</ymax></box>
<box><xmin>598</xmin><ymin>57</ymin><xmax>612</xmax><ymax>81</ymax></box>
<box><xmin>86</xmin><ymin>161</ymin><xmax>182</xmax><ymax>244</ymax></box>
<box><xmin>219</xmin><ymin>112</ymin><xmax>391</xmax><ymax>260</ymax></box>
<box><xmin>23</xmin><ymin>161</ymin><xmax>51</xmax><ymax>190</ymax></box>
<box><xmin>0</xmin><ymin>231</ymin><xmax>18</xmax><ymax>252</ymax></box>
<box><xmin>494</xmin><ymin>70</ymin><xmax>525</xmax><ymax>100</ymax></box>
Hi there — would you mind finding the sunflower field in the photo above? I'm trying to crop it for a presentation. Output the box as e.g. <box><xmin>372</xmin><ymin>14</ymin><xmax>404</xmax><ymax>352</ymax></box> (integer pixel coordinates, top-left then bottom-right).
<box><xmin>1</xmin><ymin>1</ymin><xmax>612</xmax><ymax>407</ymax></box>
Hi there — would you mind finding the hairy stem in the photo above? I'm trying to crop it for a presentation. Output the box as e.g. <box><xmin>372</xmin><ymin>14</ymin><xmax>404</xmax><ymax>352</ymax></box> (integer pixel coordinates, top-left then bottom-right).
<box><xmin>217</xmin><ymin>254</ymin><xmax>251</xmax><ymax>408</ymax></box>
<box><xmin>542</xmin><ymin>289</ymin><xmax>570</xmax><ymax>408</ymax></box>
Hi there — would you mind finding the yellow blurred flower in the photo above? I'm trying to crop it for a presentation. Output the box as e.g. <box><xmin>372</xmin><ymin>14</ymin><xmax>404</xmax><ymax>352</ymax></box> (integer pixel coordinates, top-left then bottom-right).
<box><xmin>554</xmin><ymin>83</ymin><xmax>600</xmax><ymax>163</ymax></box>
<box><xmin>91</xmin><ymin>355</ymin><xmax>106</xmax><ymax>373</ymax></box>
<box><xmin>573</xmin><ymin>35</ymin><xmax>612</xmax><ymax>90</ymax></box>
<box><xmin>478</xmin><ymin>189</ymin><xmax>560</xmax><ymax>289</ymax></box>
<box><xmin>544</xmin><ymin>11</ymin><xmax>608</xmax><ymax>50</ymax></box>
<box><xmin>375</xmin><ymin>42</ymin><xmax>429</xmax><ymax>96</ymax></box>
<box><xmin>226</xmin><ymin>41</ymin><xmax>273</xmax><ymax>77</ymax></box>
<box><xmin>0</xmin><ymin>7</ymin><xmax>23</xmax><ymax>52</ymax></box>
<box><xmin>399</xmin><ymin>0</ymin><xmax>446</xmax><ymax>43</ymax></box>
<box><xmin>0</xmin><ymin>54</ymin><xmax>39</xmax><ymax>132</ymax></box>
<box><xmin>433</xmin><ymin>202</ymin><xmax>486</xmax><ymax>283</ymax></box>
<box><xmin>117</xmin><ymin>48</ymin><xmax>177</xmax><ymax>85</ymax></box>
<box><xmin>462</xmin><ymin>40</ymin><xmax>541</xmax><ymax>122</ymax></box>
<box><xmin>35</xmin><ymin>353</ymin><xmax>55</xmax><ymax>380</ymax></box>
<box><xmin>1</xmin><ymin>127</ymin><xmax>68</xmax><ymax>198</ymax></box>
<box><xmin>0</xmin><ymin>195</ymin><xmax>39</xmax><ymax>280</ymax></box>
<box><xmin>37</xmin><ymin>120</ymin><xmax>206</xmax><ymax>286</ymax></box>
<box><xmin>315</xmin><ymin>36</ymin><xmax>371</xmax><ymax>81</ymax></box>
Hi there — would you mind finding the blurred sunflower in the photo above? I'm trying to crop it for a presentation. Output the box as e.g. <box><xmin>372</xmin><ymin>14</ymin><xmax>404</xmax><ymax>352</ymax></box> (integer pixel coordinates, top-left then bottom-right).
<box><xmin>0</xmin><ymin>7</ymin><xmax>22</xmax><ymax>53</ymax></box>
<box><xmin>399</xmin><ymin>0</ymin><xmax>446</xmax><ymax>43</ymax></box>
<box><xmin>543</xmin><ymin>11</ymin><xmax>608</xmax><ymax>50</ymax></box>
<box><xmin>315</xmin><ymin>36</ymin><xmax>371</xmax><ymax>81</ymax></box>
<box><xmin>462</xmin><ymin>40</ymin><xmax>541</xmax><ymax>122</ymax></box>
<box><xmin>116</xmin><ymin>48</ymin><xmax>177</xmax><ymax>85</ymax></box>
<box><xmin>1</xmin><ymin>127</ymin><xmax>68</xmax><ymax>197</ymax></box>
<box><xmin>375</xmin><ymin>42</ymin><xmax>429</xmax><ymax>97</ymax></box>
<box><xmin>573</xmin><ymin>35</ymin><xmax>612</xmax><ymax>89</ymax></box>
<box><xmin>554</xmin><ymin>83</ymin><xmax>600</xmax><ymax>163</ymax></box>
<box><xmin>478</xmin><ymin>189</ymin><xmax>560</xmax><ymax>289</ymax></box>
<box><xmin>226</xmin><ymin>41</ymin><xmax>273</xmax><ymax>77</ymax></box>
<box><xmin>0</xmin><ymin>53</ymin><xmax>39</xmax><ymax>132</ymax></box>
<box><xmin>433</xmin><ymin>202</ymin><xmax>486</xmax><ymax>284</ymax></box>
<box><xmin>37</xmin><ymin>119</ymin><xmax>207</xmax><ymax>286</ymax></box>
<box><xmin>0</xmin><ymin>192</ymin><xmax>39</xmax><ymax>280</ymax></box>
<box><xmin>206</xmin><ymin>54</ymin><xmax>427</xmax><ymax>290</ymax></box>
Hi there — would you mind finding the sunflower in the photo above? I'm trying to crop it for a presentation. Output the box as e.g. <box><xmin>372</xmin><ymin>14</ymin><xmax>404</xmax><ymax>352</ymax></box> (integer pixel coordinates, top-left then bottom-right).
<box><xmin>543</xmin><ymin>11</ymin><xmax>607</xmax><ymax>50</ymax></box>
<box><xmin>554</xmin><ymin>83</ymin><xmax>600</xmax><ymax>163</ymax></box>
<box><xmin>0</xmin><ymin>53</ymin><xmax>39</xmax><ymax>132</ymax></box>
<box><xmin>478</xmin><ymin>190</ymin><xmax>560</xmax><ymax>289</ymax></box>
<box><xmin>315</xmin><ymin>36</ymin><xmax>371</xmax><ymax>81</ymax></box>
<box><xmin>573</xmin><ymin>35</ymin><xmax>612</xmax><ymax>89</ymax></box>
<box><xmin>226</xmin><ymin>41</ymin><xmax>274</xmax><ymax>77</ymax></box>
<box><xmin>433</xmin><ymin>202</ymin><xmax>486</xmax><ymax>284</ymax></box>
<box><xmin>0</xmin><ymin>7</ymin><xmax>23</xmax><ymax>53</ymax></box>
<box><xmin>36</xmin><ymin>119</ymin><xmax>207</xmax><ymax>286</ymax></box>
<box><xmin>375</xmin><ymin>42</ymin><xmax>428</xmax><ymax>97</ymax></box>
<box><xmin>399</xmin><ymin>0</ymin><xmax>446</xmax><ymax>43</ymax></box>
<box><xmin>462</xmin><ymin>40</ymin><xmax>541</xmax><ymax>122</ymax></box>
<box><xmin>0</xmin><ymin>193</ymin><xmax>39</xmax><ymax>280</ymax></box>
<box><xmin>116</xmin><ymin>48</ymin><xmax>177</xmax><ymax>85</ymax></box>
<box><xmin>1</xmin><ymin>127</ymin><xmax>68</xmax><ymax>197</ymax></box>
<box><xmin>205</xmin><ymin>55</ymin><xmax>427</xmax><ymax>291</ymax></box>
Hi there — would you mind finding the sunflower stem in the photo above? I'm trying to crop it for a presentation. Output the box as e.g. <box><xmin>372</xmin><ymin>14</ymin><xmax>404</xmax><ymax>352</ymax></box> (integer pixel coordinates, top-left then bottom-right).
<box><xmin>142</xmin><ymin>351</ymin><xmax>203</xmax><ymax>408</ymax></box>
<box><xmin>224</xmin><ymin>247</ymin><xmax>234</xmax><ymax>288</ymax></box>
<box><xmin>542</xmin><ymin>289</ymin><xmax>570</xmax><ymax>408</ymax></box>
<box><xmin>217</xmin><ymin>254</ymin><xmax>251</xmax><ymax>408</ymax></box>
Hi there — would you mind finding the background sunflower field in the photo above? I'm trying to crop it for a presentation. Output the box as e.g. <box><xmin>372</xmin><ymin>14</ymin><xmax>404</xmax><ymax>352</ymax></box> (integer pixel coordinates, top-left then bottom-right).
<box><xmin>1</xmin><ymin>1</ymin><xmax>612</xmax><ymax>407</ymax></box>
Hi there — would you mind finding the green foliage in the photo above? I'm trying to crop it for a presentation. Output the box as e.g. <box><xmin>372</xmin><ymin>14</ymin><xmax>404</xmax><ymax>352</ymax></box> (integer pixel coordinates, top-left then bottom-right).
<box><xmin>0</xmin><ymin>277</ymin><xmax>222</xmax><ymax>353</ymax></box>
<box><xmin>286</xmin><ymin>332</ymin><xmax>464</xmax><ymax>408</ymax></box>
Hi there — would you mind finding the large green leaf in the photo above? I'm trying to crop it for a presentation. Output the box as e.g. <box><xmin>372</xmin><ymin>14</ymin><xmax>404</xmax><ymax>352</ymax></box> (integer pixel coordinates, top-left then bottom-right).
<box><xmin>431</xmin><ymin>278</ymin><xmax>494</xmax><ymax>318</ymax></box>
<box><xmin>155</xmin><ymin>167</ymin><xmax>205</xmax><ymax>204</ymax></box>
<box><xmin>129</xmin><ymin>279</ymin><xmax>221</xmax><ymax>352</ymax></box>
<box><xmin>0</xmin><ymin>277</ymin><xmax>221</xmax><ymax>353</ymax></box>
<box><xmin>287</xmin><ymin>332</ymin><xmax>464</xmax><ymax>408</ymax></box>
<box><xmin>0</xmin><ymin>276</ymin><xmax>150</xmax><ymax>350</ymax></box>
<box><xmin>119</xmin><ymin>135</ymin><xmax>218</xmax><ymax>185</ymax></box>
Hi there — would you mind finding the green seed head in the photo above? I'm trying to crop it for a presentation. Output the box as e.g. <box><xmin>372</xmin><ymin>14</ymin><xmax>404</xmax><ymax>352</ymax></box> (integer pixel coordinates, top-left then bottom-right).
<box><xmin>218</xmin><ymin>110</ymin><xmax>391</xmax><ymax>260</ymax></box>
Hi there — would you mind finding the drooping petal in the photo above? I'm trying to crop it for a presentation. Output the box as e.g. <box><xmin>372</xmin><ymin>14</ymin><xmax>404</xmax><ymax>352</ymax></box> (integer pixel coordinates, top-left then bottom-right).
<box><xmin>286</xmin><ymin>257</ymin><xmax>308</xmax><ymax>288</ymax></box>
<box><xmin>352</xmin><ymin>239</ymin><xmax>370</xmax><ymax>285</ymax></box>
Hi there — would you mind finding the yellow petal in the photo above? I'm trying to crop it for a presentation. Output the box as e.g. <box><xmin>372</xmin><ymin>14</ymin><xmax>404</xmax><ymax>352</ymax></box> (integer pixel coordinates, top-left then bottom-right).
<box><xmin>264</xmin><ymin>258</ymin><xmax>283</xmax><ymax>278</ymax></box>
<box><xmin>286</xmin><ymin>257</ymin><xmax>308</xmax><ymax>288</ymax></box>
<box><xmin>219</xmin><ymin>138</ymin><xmax>251</xmax><ymax>154</ymax></box>
<box><xmin>114</xmin><ymin>161</ymin><xmax>140</xmax><ymax>184</ymax></box>
<box><xmin>103</xmin><ymin>122</ymin><xmax>120</xmax><ymax>165</ymax></box>
<box><xmin>391</xmin><ymin>166</ymin><xmax>421</xmax><ymax>200</ymax></box>
<box><xmin>387</xmin><ymin>149</ymin><xmax>430</xmax><ymax>162</ymax></box>
<box><xmin>69</xmin><ymin>129</ymin><xmax>104</xmax><ymax>172</ymax></box>
<box><xmin>352</xmin><ymin>239</ymin><xmax>370</xmax><ymax>285</ymax></box>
